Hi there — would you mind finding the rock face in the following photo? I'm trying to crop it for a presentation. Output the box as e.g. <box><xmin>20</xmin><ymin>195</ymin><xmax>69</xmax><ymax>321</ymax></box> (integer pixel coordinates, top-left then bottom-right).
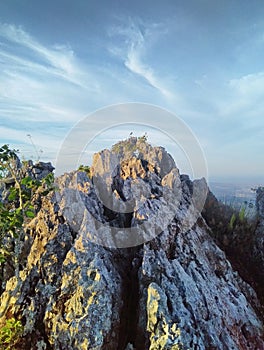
<box><xmin>0</xmin><ymin>138</ymin><xmax>263</xmax><ymax>350</ymax></box>
<box><xmin>0</xmin><ymin>160</ymin><xmax>54</xmax><ymax>204</ymax></box>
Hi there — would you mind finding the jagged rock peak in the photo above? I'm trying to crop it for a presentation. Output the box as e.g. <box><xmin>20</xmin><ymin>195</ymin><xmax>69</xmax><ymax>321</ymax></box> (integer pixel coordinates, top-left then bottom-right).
<box><xmin>0</xmin><ymin>139</ymin><xmax>263</xmax><ymax>349</ymax></box>
<box><xmin>91</xmin><ymin>136</ymin><xmax>176</xmax><ymax>179</ymax></box>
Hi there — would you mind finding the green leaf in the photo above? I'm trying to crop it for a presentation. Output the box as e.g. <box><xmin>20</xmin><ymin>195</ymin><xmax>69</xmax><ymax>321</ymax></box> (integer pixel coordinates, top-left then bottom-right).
<box><xmin>0</xmin><ymin>253</ymin><xmax>6</xmax><ymax>264</ymax></box>
<box><xmin>0</xmin><ymin>317</ymin><xmax>23</xmax><ymax>348</ymax></box>
<box><xmin>25</xmin><ymin>210</ymin><xmax>35</xmax><ymax>218</ymax></box>
<box><xmin>43</xmin><ymin>172</ymin><xmax>55</xmax><ymax>187</ymax></box>
<box><xmin>21</xmin><ymin>176</ymin><xmax>32</xmax><ymax>186</ymax></box>
<box><xmin>8</xmin><ymin>188</ymin><xmax>18</xmax><ymax>201</ymax></box>
<box><xmin>27</xmin><ymin>204</ymin><xmax>34</xmax><ymax>211</ymax></box>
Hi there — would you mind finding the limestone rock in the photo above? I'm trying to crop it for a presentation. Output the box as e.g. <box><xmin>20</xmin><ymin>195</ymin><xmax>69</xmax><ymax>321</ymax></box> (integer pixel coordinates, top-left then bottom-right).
<box><xmin>138</xmin><ymin>223</ymin><xmax>264</xmax><ymax>349</ymax></box>
<box><xmin>0</xmin><ymin>139</ymin><xmax>263</xmax><ymax>349</ymax></box>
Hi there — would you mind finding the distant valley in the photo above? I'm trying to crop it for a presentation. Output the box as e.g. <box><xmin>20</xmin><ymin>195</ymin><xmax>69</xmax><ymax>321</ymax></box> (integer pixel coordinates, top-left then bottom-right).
<box><xmin>209</xmin><ymin>181</ymin><xmax>260</xmax><ymax>217</ymax></box>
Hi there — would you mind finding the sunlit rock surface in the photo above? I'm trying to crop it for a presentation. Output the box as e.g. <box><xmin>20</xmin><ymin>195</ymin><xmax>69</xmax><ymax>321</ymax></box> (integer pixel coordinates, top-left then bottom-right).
<box><xmin>0</xmin><ymin>139</ymin><xmax>263</xmax><ymax>349</ymax></box>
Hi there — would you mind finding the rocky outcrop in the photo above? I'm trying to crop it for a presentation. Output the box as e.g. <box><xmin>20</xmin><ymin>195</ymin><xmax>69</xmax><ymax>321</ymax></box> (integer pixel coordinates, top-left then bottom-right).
<box><xmin>0</xmin><ymin>160</ymin><xmax>54</xmax><ymax>204</ymax></box>
<box><xmin>0</xmin><ymin>160</ymin><xmax>55</xmax><ymax>294</ymax></box>
<box><xmin>0</xmin><ymin>138</ymin><xmax>263</xmax><ymax>349</ymax></box>
<box><xmin>25</xmin><ymin>160</ymin><xmax>55</xmax><ymax>180</ymax></box>
<box><xmin>139</xmin><ymin>220</ymin><xmax>263</xmax><ymax>349</ymax></box>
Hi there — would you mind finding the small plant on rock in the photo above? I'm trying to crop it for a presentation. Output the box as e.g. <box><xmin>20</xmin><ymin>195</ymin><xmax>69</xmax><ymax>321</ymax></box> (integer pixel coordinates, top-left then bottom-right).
<box><xmin>0</xmin><ymin>317</ymin><xmax>24</xmax><ymax>350</ymax></box>
<box><xmin>78</xmin><ymin>164</ymin><xmax>91</xmax><ymax>178</ymax></box>
<box><xmin>112</xmin><ymin>134</ymin><xmax>148</xmax><ymax>155</ymax></box>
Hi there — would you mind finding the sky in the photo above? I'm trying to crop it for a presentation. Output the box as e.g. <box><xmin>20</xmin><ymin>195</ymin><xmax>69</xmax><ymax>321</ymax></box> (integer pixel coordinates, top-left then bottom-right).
<box><xmin>0</xmin><ymin>0</ymin><xmax>264</xmax><ymax>182</ymax></box>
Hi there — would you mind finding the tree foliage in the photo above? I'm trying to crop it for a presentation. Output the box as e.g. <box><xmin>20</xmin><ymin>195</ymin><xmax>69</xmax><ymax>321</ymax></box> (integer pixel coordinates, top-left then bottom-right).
<box><xmin>0</xmin><ymin>145</ymin><xmax>54</xmax><ymax>265</ymax></box>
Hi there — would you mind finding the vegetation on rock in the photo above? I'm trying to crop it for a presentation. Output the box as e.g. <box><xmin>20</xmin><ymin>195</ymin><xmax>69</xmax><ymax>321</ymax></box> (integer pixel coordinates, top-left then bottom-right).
<box><xmin>111</xmin><ymin>134</ymin><xmax>148</xmax><ymax>155</ymax></box>
<box><xmin>0</xmin><ymin>317</ymin><xmax>23</xmax><ymax>350</ymax></box>
<box><xmin>78</xmin><ymin>164</ymin><xmax>91</xmax><ymax>178</ymax></box>
<box><xmin>0</xmin><ymin>144</ymin><xmax>54</xmax><ymax>348</ymax></box>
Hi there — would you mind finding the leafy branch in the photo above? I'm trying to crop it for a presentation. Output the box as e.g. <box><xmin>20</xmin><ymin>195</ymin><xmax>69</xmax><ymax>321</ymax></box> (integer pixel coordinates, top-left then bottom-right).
<box><xmin>0</xmin><ymin>144</ymin><xmax>54</xmax><ymax>276</ymax></box>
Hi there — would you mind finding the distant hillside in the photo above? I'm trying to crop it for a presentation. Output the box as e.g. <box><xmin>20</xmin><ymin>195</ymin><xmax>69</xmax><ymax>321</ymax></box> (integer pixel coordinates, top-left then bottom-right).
<box><xmin>209</xmin><ymin>181</ymin><xmax>258</xmax><ymax>217</ymax></box>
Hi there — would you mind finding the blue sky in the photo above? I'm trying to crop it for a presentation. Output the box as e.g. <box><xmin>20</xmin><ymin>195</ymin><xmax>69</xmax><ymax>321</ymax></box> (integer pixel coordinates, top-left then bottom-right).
<box><xmin>0</xmin><ymin>0</ymin><xmax>264</xmax><ymax>181</ymax></box>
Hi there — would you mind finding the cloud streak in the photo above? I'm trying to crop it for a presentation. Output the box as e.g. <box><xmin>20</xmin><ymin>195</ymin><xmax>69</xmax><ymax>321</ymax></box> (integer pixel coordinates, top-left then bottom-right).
<box><xmin>229</xmin><ymin>72</ymin><xmax>264</xmax><ymax>98</ymax></box>
<box><xmin>0</xmin><ymin>23</ymin><xmax>102</xmax><ymax>126</ymax></box>
<box><xmin>0</xmin><ymin>23</ymin><xmax>80</xmax><ymax>85</ymax></box>
<box><xmin>125</xmin><ymin>44</ymin><xmax>172</xmax><ymax>97</ymax></box>
<box><xmin>109</xmin><ymin>19</ymin><xmax>173</xmax><ymax>98</ymax></box>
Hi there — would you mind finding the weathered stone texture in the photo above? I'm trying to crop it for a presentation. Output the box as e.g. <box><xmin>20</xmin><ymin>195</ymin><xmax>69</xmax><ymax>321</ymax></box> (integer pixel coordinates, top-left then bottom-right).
<box><xmin>0</xmin><ymin>140</ymin><xmax>263</xmax><ymax>349</ymax></box>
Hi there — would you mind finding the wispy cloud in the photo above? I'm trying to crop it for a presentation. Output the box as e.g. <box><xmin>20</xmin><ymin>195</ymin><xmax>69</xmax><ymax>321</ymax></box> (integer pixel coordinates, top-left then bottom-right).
<box><xmin>109</xmin><ymin>18</ymin><xmax>173</xmax><ymax>98</ymax></box>
<box><xmin>0</xmin><ymin>22</ymin><xmax>164</xmax><ymax>127</ymax></box>
<box><xmin>0</xmin><ymin>23</ymin><xmax>80</xmax><ymax>85</ymax></box>
<box><xmin>229</xmin><ymin>72</ymin><xmax>264</xmax><ymax>98</ymax></box>
<box><xmin>0</xmin><ymin>23</ymin><xmax>101</xmax><ymax>125</ymax></box>
<box><xmin>0</xmin><ymin>23</ymin><xmax>97</xmax><ymax>163</ymax></box>
<box><xmin>125</xmin><ymin>44</ymin><xmax>172</xmax><ymax>97</ymax></box>
<box><xmin>1</xmin><ymin>17</ymin><xmax>263</xmax><ymax>178</ymax></box>
<box><xmin>212</xmin><ymin>71</ymin><xmax>264</xmax><ymax>121</ymax></box>
<box><xmin>0</xmin><ymin>22</ymin><xmax>177</xmax><ymax>163</ymax></box>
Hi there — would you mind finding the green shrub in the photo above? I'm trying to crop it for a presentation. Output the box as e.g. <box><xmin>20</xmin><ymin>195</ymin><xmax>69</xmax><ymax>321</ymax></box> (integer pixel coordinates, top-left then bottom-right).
<box><xmin>0</xmin><ymin>317</ymin><xmax>23</xmax><ymax>350</ymax></box>
<box><xmin>239</xmin><ymin>206</ymin><xmax>246</xmax><ymax>222</ymax></box>
<box><xmin>78</xmin><ymin>164</ymin><xmax>91</xmax><ymax>178</ymax></box>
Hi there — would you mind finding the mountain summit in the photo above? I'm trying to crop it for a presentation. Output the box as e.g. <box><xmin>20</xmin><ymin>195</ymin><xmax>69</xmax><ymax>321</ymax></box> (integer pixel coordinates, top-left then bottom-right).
<box><xmin>0</xmin><ymin>138</ymin><xmax>263</xmax><ymax>349</ymax></box>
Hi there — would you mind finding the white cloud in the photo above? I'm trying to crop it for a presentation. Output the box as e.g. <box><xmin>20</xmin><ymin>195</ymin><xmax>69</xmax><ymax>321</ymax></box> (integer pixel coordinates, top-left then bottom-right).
<box><xmin>0</xmin><ymin>24</ymin><xmax>77</xmax><ymax>80</ymax></box>
<box><xmin>214</xmin><ymin>72</ymin><xmax>264</xmax><ymax>119</ymax></box>
<box><xmin>0</xmin><ymin>23</ymin><xmax>103</xmax><ymax>125</ymax></box>
<box><xmin>125</xmin><ymin>44</ymin><xmax>172</xmax><ymax>98</ymax></box>
<box><xmin>229</xmin><ymin>72</ymin><xmax>264</xmax><ymax>97</ymax></box>
<box><xmin>109</xmin><ymin>19</ymin><xmax>173</xmax><ymax>98</ymax></box>
<box><xmin>0</xmin><ymin>23</ymin><xmax>177</xmax><ymax>166</ymax></box>
<box><xmin>0</xmin><ymin>22</ymin><xmax>169</xmax><ymax>128</ymax></box>
<box><xmin>0</xmin><ymin>70</ymin><xmax>83</xmax><ymax>123</ymax></box>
